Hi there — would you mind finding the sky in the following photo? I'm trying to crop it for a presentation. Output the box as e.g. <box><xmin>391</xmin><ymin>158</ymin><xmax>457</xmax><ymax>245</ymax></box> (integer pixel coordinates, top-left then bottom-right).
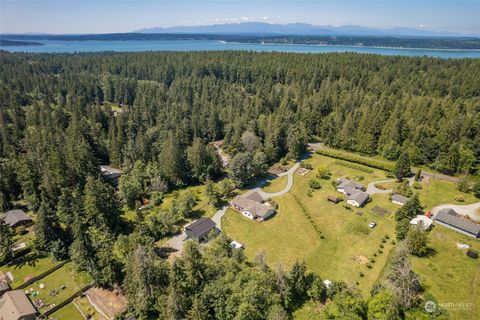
<box><xmin>0</xmin><ymin>0</ymin><xmax>479</xmax><ymax>35</ymax></box>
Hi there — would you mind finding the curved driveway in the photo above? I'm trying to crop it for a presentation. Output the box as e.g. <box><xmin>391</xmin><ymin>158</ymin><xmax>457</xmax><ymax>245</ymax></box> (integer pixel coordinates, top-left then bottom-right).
<box><xmin>256</xmin><ymin>162</ymin><xmax>301</xmax><ymax>200</ymax></box>
<box><xmin>366</xmin><ymin>177</ymin><xmax>414</xmax><ymax>195</ymax></box>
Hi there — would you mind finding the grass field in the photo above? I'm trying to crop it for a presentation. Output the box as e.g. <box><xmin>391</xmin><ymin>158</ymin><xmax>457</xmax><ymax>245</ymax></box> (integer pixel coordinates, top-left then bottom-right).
<box><xmin>410</xmin><ymin>227</ymin><xmax>480</xmax><ymax>320</ymax></box>
<box><xmin>262</xmin><ymin>175</ymin><xmax>288</xmax><ymax>193</ymax></box>
<box><xmin>0</xmin><ymin>253</ymin><xmax>56</xmax><ymax>288</ymax></box>
<box><xmin>27</xmin><ymin>263</ymin><xmax>92</xmax><ymax>314</ymax></box>
<box><xmin>223</xmin><ymin>152</ymin><xmax>479</xmax><ymax>302</ymax></box>
<box><xmin>49</xmin><ymin>302</ymin><xmax>84</xmax><ymax>320</ymax></box>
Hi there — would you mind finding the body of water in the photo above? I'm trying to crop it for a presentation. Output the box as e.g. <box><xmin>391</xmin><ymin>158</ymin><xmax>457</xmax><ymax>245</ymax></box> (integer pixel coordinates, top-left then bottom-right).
<box><xmin>2</xmin><ymin>40</ymin><xmax>480</xmax><ymax>58</ymax></box>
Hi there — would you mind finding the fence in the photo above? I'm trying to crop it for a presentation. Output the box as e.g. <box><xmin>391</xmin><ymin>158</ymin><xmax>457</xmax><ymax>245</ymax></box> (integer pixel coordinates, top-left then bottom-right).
<box><xmin>39</xmin><ymin>283</ymin><xmax>94</xmax><ymax>318</ymax></box>
<box><xmin>16</xmin><ymin>260</ymin><xmax>69</xmax><ymax>290</ymax></box>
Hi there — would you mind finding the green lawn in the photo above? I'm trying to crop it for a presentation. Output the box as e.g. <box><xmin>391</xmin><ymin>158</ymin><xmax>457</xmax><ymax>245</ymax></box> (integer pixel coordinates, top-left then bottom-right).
<box><xmin>0</xmin><ymin>253</ymin><xmax>56</xmax><ymax>288</ymax></box>
<box><xmin>26</xmin><ymin>263</ymin><xmax>92</xmax><ymax>314</ymax></box>
<box><xmin>374</xmin><ymin>181</ymin><xmax>397</xmax><ymax>190</ymax></box>
<box><xmin>263</xmin><ymin>175</ymin><xmax>288</xmax><ymax>193</ymax></box>
<box><xmin>418</xmin><ymin>179</ymin><xmax>478</xmax><ymax>211</ymax></box>
<box><xmin>223</xmin><ymin>153</ymin><xmax>479</xmax><ymax>298</ymax></box>
<box><xmin>74</xmin><ymin>295</ymin><xmax>107</xmax><ymax>320</ymax></box>
<box><xmin>49</xmin><ymin>302</ymin><xmax>84</xmax><ymax>320</ymax></box>
<box><xmin>410</xmin><ymin>227</ymin><xmax>480</xmax><ymax>320</ymax></box>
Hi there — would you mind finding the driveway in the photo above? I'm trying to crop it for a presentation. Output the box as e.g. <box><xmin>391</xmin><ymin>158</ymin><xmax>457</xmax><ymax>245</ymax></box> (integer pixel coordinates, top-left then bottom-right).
<box><xmin>256</xmin><ymin>161</ymin><xmax>301</xmax><ymax>200</ymax></box>
<box><xmin>164</xmin><ymin>232</ymin><xmax>186</xmax><ymax>252</ymax></box>
<box><xmin>431</xmin><ymin>202</ymin><xmax>480</xmax><ymax>222</ymax></box>
<box><xmin>366</xmin><ymin>177</ymin><xmax>414</xmax><ymax>195</ymax></box>
<box><xmin>211</xmin><ymin>206</ymin><xmax>228</xmax><ymax>230</ymax></box>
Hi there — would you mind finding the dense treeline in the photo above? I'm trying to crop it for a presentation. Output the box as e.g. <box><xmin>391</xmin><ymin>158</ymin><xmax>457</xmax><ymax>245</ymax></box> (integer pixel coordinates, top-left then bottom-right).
<box><xmin>0</xmin><ymin>51</ymin><xmax>478</xmax><ymax>318</ymax></box>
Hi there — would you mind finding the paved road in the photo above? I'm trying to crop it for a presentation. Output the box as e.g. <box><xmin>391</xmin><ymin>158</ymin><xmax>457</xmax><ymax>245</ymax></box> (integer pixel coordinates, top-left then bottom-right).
<box><xmin>256</xmin><ymin>161</ymin><xmax>301</xmax><ymax>200</ymax></box>
<box><xmin>211</xmin><ymin>206</ymin><xmax>228</xmax><ymax>230</ymax></box>
<box><xmin>431</xmin><ymin>202</ymin><xmax>480</xmax><ymax>222</ymax></box>
<box><xmin>366</xmin><ymin>177</ymin><xmax>414</xmax><ymax>195</ymax></box>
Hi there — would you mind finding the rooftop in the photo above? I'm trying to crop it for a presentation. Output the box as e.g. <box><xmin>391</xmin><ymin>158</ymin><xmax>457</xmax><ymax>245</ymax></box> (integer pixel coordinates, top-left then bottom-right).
<box><xmin>0</xmin><ymin>290</ymin><xmax>37</xmax><ymax>320</ymax></box>
<box><xmin>434</xmin><ymin>208</ymin><xmax>480</xmax><ymax>236</ymax></box>
<box><xmin>392</xmin><ymin>194</ymin><xmax>409</xmax><ymax>204</ymax></box>
<box><xmin>2</xmin><ymin>210</ymin><xmax>31</xmax><ymax>227</ymax></box>
<box><xmin>185</xmin><ymin>218</ymin><xmax>217</xmax><ymax>237</ymax></box>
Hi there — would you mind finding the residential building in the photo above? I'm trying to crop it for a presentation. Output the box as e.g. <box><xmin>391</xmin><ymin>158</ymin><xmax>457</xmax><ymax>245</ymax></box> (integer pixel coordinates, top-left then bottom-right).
<box><xmin>230</xmin><ymin>191</ymin><xmax>275</xmax><ymax>221</ymax></box>
<box><xmin>392</xmin><ymin>194</ymin><xmax>409</xmax><ymax>205</ymax></box>
<box><xmin>336</xmin><ymin>178</ymin><xmax>365</xmax><ymax>195</ymax></box>
<box><xmin>185</xmin><ymin>218</ymin><xmax>218</xmax><ymax>242</ymax></box>
<box><xmin>1</xmin><ymin>210</ymin><xmax>32</xmax><ymax>229</ymax></box>
<box><xmin>434</xmin><ymin>208</ymin><xmax>480</xmax><ymax>238</ymax></box>
<box><xmin>100</xmin><ymin>165</ymin><xmax>123</xmax><ymax>185</ymax></box>
<box><xmin>0</xmin><ymin>290</ymin><xmax>37</xmax><ymax>320</ymax></box>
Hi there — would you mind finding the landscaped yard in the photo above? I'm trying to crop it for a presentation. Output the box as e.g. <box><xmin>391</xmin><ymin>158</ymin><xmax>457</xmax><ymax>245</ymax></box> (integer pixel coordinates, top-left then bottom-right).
<box><xmin>223</xmin><ymin>152</ymin><xmax>479</xmax><ymax>299</ymax></box>
<box><xmin>49</xmin><ymin>302</ymin><xmax>84</xmax><ymax>320</ymax></box>
<box><xmin>410</xmin><ymin>227</ymin><xmax>480</xmax><ymax>320</ymax></box>
<box><xmin>0</xmin><ymin>253</ymin><xmax>57</xmax><ymax>288</ymax></box>
<box><xmin>26</xmin><ymin>263</ymin><xmax>92</xmax><ymax>314</ymax></box>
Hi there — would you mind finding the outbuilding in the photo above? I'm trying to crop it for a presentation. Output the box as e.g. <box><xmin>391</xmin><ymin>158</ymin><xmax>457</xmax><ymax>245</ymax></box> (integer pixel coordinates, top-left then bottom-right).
<box><xmin>185</xmin><ymin>218</ymin><xmax>218</xmax><ymax>242</ymax></box>
<box><xmin>1</xmin><ymin>210</ymin><xmax>32</xmax><ymax>229</ymax></box>
<box><xmin>392</xmin><ymin>194</ymin><xmax>409</xmax><ymax>206</ymax></box>
<box><xmin>434</xmin><ymin>208</ymin><xmax>480</xmax><ymax>238</ymax></box>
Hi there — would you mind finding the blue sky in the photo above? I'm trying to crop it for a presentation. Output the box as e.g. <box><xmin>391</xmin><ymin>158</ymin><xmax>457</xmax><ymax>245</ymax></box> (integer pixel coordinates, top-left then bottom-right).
<box><xmin>1</xmin><ymin>0</ymin><xmax>479</xmax><ymax>34</ymax></box>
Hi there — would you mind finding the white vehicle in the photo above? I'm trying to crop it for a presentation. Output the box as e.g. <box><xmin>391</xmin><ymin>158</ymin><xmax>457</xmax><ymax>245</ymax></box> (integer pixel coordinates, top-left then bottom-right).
<box><xmin>230</xmin><ymin>241</ymin><xmax>245</xmax><ymax>249</ymax></box>
<box><xmin>368</xmin><ymin>222</ymin><xmax>377</xmax><ymax>229</ymax></box>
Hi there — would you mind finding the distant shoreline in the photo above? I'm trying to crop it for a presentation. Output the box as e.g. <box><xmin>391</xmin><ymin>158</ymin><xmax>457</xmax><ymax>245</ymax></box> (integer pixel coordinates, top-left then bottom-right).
<box><xmin>0</xmin><ymin>39</ymin><xmax>44</xmax><ymax>47</ymax></box>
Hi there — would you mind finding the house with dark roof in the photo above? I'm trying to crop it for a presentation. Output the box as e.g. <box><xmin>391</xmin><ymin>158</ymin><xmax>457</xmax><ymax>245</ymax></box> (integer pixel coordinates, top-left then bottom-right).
<box><xmin>1</xmin><ymin>210</ymin><xmax>32</xmax><ymax>229</ymax></box>
<box><xmin>434</xmin><ymin>208</ymin><xmax>480</xmax><ymax>238</ymax></box>
<box><xmin>346</xmin><ymin>190</ymin><xmax>370</xmax><ymax>208</ymax></box>
<box><xmin>185</xmin><ymin>218</ymin><xmax>218</xmax><ymax>242</ymax></box>
<box><xmin>230</xmin><ymin>191</ymin><xmax>275</xmax><ymax>221</ymax></box>
<box><xmin>392</xmin><ymin>194</ymin><xmax>409</xmax><ymax>206</ymax></box>
<box><xmin>0</xmin><ymin>290</ymin><xmax>37</xmax><ymax>320</ymax></box>
<box><xmin>100</xmin><ymin>165</ymin><xmax>123</xmax><ymax>185</ymax></box>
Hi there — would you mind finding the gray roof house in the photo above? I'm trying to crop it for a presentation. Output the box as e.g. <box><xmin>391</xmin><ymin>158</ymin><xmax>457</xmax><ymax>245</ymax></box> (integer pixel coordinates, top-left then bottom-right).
<box><xmin>0</xmin><ymin>290</ymin><xmax>37</xmax><ymax>320</ymax></box>
<box><xmin>434</xmin><ymin>208</ymin><xmax>480</xmax><ymax>238</ymax></box>
<box><xmin>185</xmin><ymin>218</ymin><xmax>218</xmax><ymax>242</ymax></box>
<box><xmin>100</xmin><ymin>165</ymin><xmax>123</xmax><ymax>185</ymax></box>
<box><xmin>2</xmin><ymin>210</ymin><xmax>32</xmax><ymax>229</ymax></box>
<box><xmin>346</xmin><ymin>190</ymin><xmax>370</xmax><ymax>208</ymax></box>
<box><xmin>336</xmin><ymin>178</ymin><xmax>365</xmax><ymax>195</ymax></box>
<box><xmin>230</xmin><ymin>191</ymin><xmax>275</xmax><ymax>221</ymax></box>
<box><xmin>392</xmin><ymin>194</ymin><xmax>409</xmax><ymax>206</ymax></box>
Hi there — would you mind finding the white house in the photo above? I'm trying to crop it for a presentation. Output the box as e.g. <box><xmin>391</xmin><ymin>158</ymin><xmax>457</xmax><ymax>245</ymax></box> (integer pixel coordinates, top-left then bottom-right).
<box><xmin>230</xmin><ymin>191</ymin><xmax>275</xmax><ymax>221</ymax></box>
<box><xmin>410</xmin><ymin>215</ymin><xmax>433</xmax><ymax>230</ymax></box>
<box><xmin>392</xmin><ymin>194</ymin><xmax>409</xmax><ymax>206</ymax></box>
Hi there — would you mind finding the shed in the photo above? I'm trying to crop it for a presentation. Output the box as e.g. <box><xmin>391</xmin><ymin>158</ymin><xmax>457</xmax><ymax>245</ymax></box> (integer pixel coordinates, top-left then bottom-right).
<box><xmin>392</xmin><ymin>194</ymin><xmax>409</xmax><ymax>206</ymax></box>
<box><xmin>185</xmin><ymin>218</ymin><xmax>218</xmax><ymax>242</ymax></box>
<box><xmin>327</xmin><ymin>196</ymin><xmax>341</xmax><ymax>204</ymax></box>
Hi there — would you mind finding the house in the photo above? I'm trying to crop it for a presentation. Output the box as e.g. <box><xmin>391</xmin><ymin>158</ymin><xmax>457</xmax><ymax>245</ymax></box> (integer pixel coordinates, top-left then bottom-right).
<box><xmin>433</xmin><ymin>208</ymin><xmax>480</xmax><ymax>238</ymax></box>
<box><xmin>410</xmin><ymin>215</ymin><xmax>433</xmax><ymax>230</ymax></box>
<box><xmin>327</xmin><ymin>196</ymin><xmax>341</xmax><ymax>204</ymax></box>
<box><xmin>230</xmin><ymin>191</ymin><xmax>275</xmax><ymax>221</ymax></box>
<box><xmin>100</xmin><ymin>165</ymin><xmax>123</xmax><ymax>185</ymax></box>
<box><xmin>336</xmin><ymin>178</ymin><xmax>365</xmax><ymax>195</ymax></box>
<box><xmin>185</xmin><ymin>218</ymin><xmax>218</xmax><ymax>242</ymax></box>
<box><xmin>392</xmin><ymin>194</ymin><xmax>409</xmax><ymax>206</ymax></box>
<box><xmin>0</xmin><ymin>290</ymin><xmax>37</xmax><ymax>320</ymax></box>
<box><xmin>346</xmin><ymin>190</ymin><xmax>370</xmax><ymax>208</ymax></box>
<box><xmin>0</xmin><ymin>280</ymin><xmax>9</xmax><ymax>296</ymax></box>
<box><xmin>1</xmin><ymin>210</ymin><xmax>32</xmax><ymax>229</ymax></box>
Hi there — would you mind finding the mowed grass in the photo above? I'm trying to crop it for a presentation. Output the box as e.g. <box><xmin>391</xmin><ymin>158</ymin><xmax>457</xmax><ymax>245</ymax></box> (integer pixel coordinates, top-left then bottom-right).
<box><xmin>49</xmin><ymin>302</ymin><xmax>84</xmax><ymax>320</ymax></box>
<box><xmin>263</xmin><ymin>175</ymin><xmax>288</xmax><ymax>193</ymax></box>
<box><xmin>419</xmin><ymin>179</ymin><xmax>478</xmax><ymax>211</ymax></box>
<box><xmin>224</xmin><ymin>154</ymin><xmax>398</xmax><ymax>294</ymax></box>
<box><xmin>28</xmin><ymin>263</ymin><xmax>92</xmax><ymax>313</ymax></box>
<box><xmin>410</xmin><ymin>227</ymin><xmax>480</xmax><ymax>320</ymax></box>
<box><xmin>0</xmin><ymin>253</ymin><xmax>56</xmax><ymax>288</ymax></box>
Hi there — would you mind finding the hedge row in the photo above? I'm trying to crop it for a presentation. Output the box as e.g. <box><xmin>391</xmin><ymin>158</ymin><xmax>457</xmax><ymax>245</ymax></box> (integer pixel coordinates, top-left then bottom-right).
<box><xmin>316</xmin><ymin>149</ymin><xmax>395</xmax><ymax>172</ymax></box>
<box><xmin>334</xmin><ymin>160</ymin><xmax>374</xmax><ymax>173</ymax></box>
<box><xmin>292</xmin><ymin>194</ymin><xmax>324</xmax><ymax>239</ymax></box>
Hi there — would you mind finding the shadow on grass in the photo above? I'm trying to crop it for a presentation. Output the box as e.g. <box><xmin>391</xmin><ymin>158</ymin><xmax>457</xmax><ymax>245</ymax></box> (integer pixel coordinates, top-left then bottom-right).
<box><xmin>10</xmin><ymin>252</ymin><xmax>45</xmax><ymax>269</ymax></box>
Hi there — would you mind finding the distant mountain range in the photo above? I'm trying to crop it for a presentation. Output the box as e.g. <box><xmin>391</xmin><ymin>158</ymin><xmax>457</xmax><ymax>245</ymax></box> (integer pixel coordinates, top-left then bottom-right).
<box><xmin>136</xmin><ymin>22</ymin><xmax>475</xmax><ymax>37</ymax></box>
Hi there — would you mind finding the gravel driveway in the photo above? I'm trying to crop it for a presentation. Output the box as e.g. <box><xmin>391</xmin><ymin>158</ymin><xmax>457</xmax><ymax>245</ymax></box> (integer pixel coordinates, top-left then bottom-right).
<box><xmin>431</xmin><ymin>202</ymin><xmax>480</xmax><ymax>222</ymax></box>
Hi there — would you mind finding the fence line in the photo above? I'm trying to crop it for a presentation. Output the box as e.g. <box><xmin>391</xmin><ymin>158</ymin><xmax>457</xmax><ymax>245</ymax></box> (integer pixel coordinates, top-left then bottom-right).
<box><xmin>16</xmin><ymin>260</ymin><xmax>69</xmax><ymax>290</ymax></box>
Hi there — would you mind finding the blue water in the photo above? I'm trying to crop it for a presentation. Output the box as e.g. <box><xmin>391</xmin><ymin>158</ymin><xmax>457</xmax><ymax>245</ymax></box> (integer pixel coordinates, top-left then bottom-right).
<box><xmin>2</xmin><ymin>40</ymin><xmax>480</xmax><ymax>58</ymax></box>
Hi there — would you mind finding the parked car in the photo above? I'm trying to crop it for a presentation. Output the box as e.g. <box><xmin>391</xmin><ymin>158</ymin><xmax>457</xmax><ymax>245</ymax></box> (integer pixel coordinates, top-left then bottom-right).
<box><xmin>368</xmin><ymin>222</ymin><xmax>377</xmax><ymax>229</ymax></box>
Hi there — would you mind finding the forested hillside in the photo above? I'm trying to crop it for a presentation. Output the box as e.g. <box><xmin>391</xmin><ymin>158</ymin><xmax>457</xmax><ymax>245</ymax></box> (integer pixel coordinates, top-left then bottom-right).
<box><xmin>0</xmin><ymin>51</ymin><xmax>479</xmax><ymax>318</ymax></box>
